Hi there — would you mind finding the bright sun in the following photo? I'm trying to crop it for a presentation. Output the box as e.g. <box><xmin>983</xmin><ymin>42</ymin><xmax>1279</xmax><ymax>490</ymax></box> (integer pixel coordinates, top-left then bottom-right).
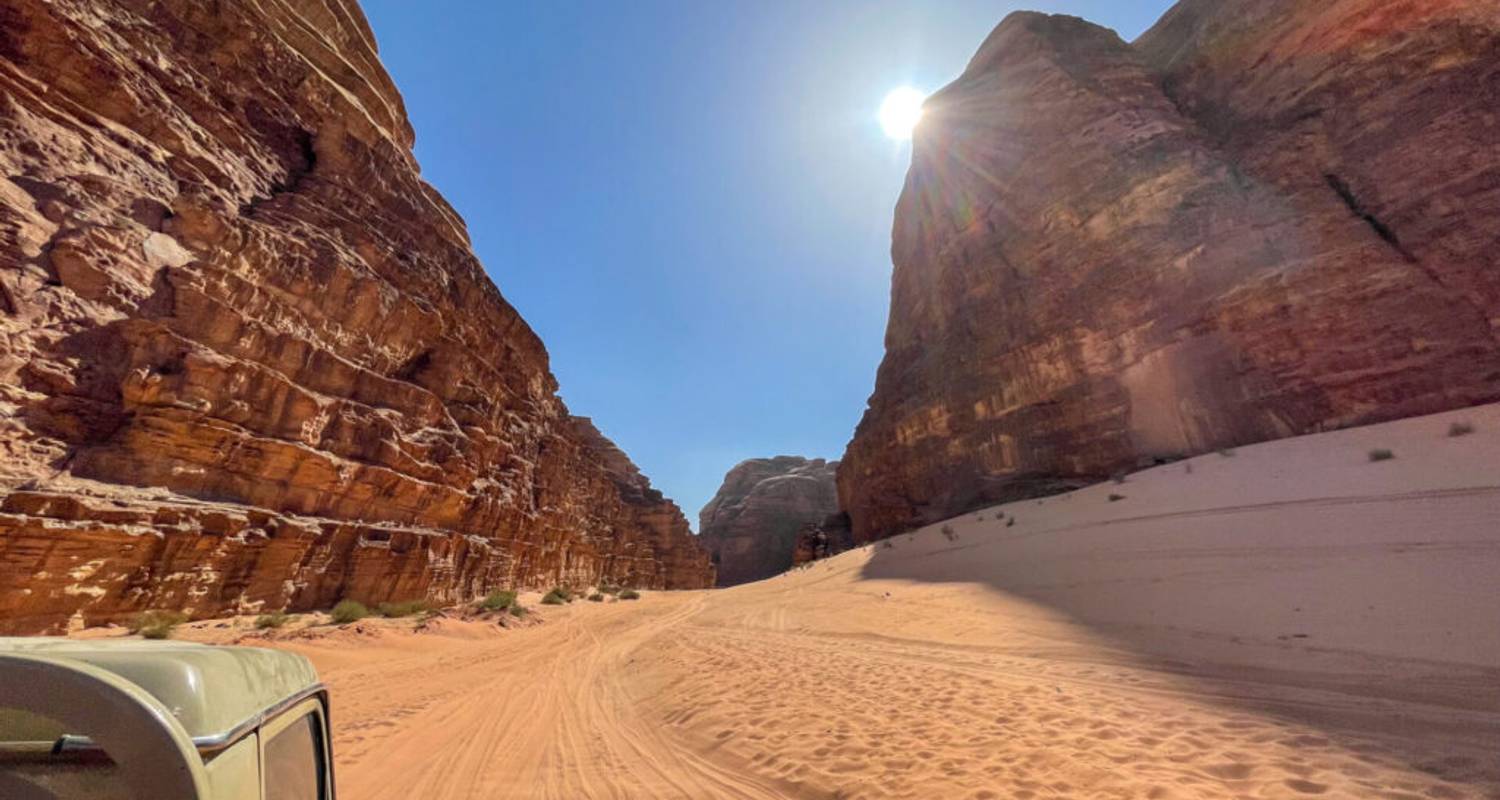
<box><xmin>879</xmin><ymin>87</ymin><xmax>926</xmax><ymax>140</ymax></box>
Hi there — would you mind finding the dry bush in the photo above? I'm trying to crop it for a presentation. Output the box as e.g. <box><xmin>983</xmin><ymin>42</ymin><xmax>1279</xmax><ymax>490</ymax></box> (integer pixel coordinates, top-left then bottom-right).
<box><xmin>378</xmin><ymin>600</ymin><xmax>434</xmax><ymax>618</ymax></box>
<box><xmin>255</xmin><ymin>611</ymin><xmax>293</xmax><ymax>630</ymax></box>
<box><xmin>330</xmin><ymin>600</ymin><xmax>369</xmax><ymax>624</ymax></box>
<box><xmin>132</xmin><ymin>610</ymin><xmax>189</xmax><ymax>640</ymax></box>
<box><xmin>480</xmin><ymin>591</ymin><xmax>516</xmax><ymax>611</ymax></box>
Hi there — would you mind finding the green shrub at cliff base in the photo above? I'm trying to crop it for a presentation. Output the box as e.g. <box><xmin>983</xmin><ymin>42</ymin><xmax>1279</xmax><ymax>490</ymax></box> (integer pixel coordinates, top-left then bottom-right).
<box><xmin>618</xmin><ymin>589</ymin><xmax>641</xmax><ymax>601</ymax></box>
<box><xmin>588</xmin><ymin>593</ymin><xmax>605</xmax><ymax>602</ymax></box>
<box><xmin>131</xmin><ymin>610</ymin><xmax>189</xmax><ymax>640</ymax></box>
<box><xmin>330</xmin><ymin>600</ymin><xmax>369</xmax><ymax>624</ymax></box>
<box><xmin>255</xmin><ymin>610</ymin><xmax>293</xmax><ymax>630</ymax></box>
<box><xmin>509</xmin><ymin>604</ymin><xmax>527</xmax><ymax>618</ymax></box>
<box><xmin>541</xmin><ymin>588</ymin><xmax>571</xmax><ymax>605</ymax></box>
<box><xmin>377</xmin><ymin>600</ymin><xmax>434</xmax><ymax>618</ymax></box>
<box><xmin>480</xmin><ymin>590</ymin><xmax>517</xmax><ymax>612</ymax></box>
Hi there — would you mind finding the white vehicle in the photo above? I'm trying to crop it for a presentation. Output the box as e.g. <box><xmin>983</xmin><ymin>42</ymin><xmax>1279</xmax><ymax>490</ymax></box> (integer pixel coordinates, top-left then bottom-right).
<box><xmin>0</xmin><ymin>639</ymin><xmax>335</xmax><ymax>799</ymax></box>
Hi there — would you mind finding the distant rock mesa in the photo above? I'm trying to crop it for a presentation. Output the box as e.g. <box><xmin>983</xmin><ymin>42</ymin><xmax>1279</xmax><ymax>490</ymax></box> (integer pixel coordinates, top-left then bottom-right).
<box><xmin>840</xmin><ymin>0</ymin><xmax>1500</xmax><ymax>541</ymax></box>
<box><xmin>0</xmin><ymin>0</ymin><xmax>711</xmax><ymax>633</ymax></box>
<box><xmin>698</xmin><ymin>457</ymin><xmax>838</xmax><ymax>586</ymax></box>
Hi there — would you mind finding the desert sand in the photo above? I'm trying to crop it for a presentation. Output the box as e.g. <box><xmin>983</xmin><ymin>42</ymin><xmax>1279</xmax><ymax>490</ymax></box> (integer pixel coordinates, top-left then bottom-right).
<box><xmin>181</xmin><ymin>403</ymin><xmax>1500</xmax><ymax>799</ymax></box>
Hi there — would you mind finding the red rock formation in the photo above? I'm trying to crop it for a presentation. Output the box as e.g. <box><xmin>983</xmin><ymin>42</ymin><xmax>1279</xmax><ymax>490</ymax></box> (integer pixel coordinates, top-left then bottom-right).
<box><xmin>0</xmin><ymin>0</ymin><xmax>710</xmax><ymax>633</ymax></box>
<box><xmin>790</xmin><ymin>512</ymin><xmax>854</xmax><ymax>569</ymax></box>
<box><xmin>698</xmin><ymin>457</ymin><xmax>838</xmax><ymax>586</ymax></box>
<box><xmin>840</xmin><ymin>2</ymin><xmax>1500</xmax><ymax>542</ymax></box>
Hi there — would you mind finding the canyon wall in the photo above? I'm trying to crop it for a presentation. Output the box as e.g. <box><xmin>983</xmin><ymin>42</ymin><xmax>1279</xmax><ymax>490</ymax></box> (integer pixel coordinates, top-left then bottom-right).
<box><xmin>698</xmin><ymin>457</ymin><xmax>838</xmax><ymax>586</ymax></box>
<box><xmin>0</xmin><ymin>0</ymin><xmax>711</xmax><ymax>633</ymax></box>
<box><xmin>840</xmin><ymin>0</ymin><xmax>1500</xmax><ymax>541</ymax></box>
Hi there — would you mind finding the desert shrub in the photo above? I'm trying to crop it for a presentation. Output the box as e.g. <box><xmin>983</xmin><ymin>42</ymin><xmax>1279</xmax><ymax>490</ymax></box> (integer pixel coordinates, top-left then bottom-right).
<box><xmin>975</xmin><ymin>514</ymin><xmax>984</xmax><ymax>522</ymax></box>
<box><xmin>941</xmin><ymin>523</ymin><xmax>958</xmax><ymax>541</ymax></box>
<box><xmin>1111</xmin><ymin>470</ymin><xmax>1128</xmax><ymax>485</ymax></box>
<box><xmin>1108</xmin><ymin>493</ymin><xmax>1126</xmax><ymax>502</ymax></box>
<box><xmin>618</xmin><ymin>589</ymin><xmax>641</xmax><ymax>600</ymax></box>
<box><xmin>599</xmin><ymin>585</ymin><xmax>623</xmax><ymax>596</ymax></box>
<box><xmin>480</xmin><ymin>591</ymin><xmax>516</xmax><ymax>612</ymax></box>
<box><xmin>1448</xmin><ymin>421</ymin><xmax>1475</xmax><ymax>437</ymax></box>
<box><xmin>1368</xmin><ymin>448</ymin><xmax>1395</xmax><ymax>462</ymax></box>
<box><xmin>1006</xmin><ymin>517</ymin><xmax>1016</xmax><ymax>527</ymax></box>
<box><xmin>881</xmin><ymin>538</ymin><xmax>895</xmax><ymax>550</ymax></box>
<box><xmin>255</xmin><ymin>611</ymin><xmax>292</xmax><ymax>630</ymax></box>
<box><xmin>509</xmin><ymin>604</ymin><xmax>527</xmax><ymax>617</ymax></box>
<box><xmin>377</xmin><ymin>600</ymin><xmax>433</xmax><ymax>618</ymax></box>
<box><xmin>588</xmin><ymin>593</ymin><xmax>605</xmax><ymax>602</ymax></box>
<box><xmin>541</xmin><ymin>588</ymin><xmax>570</xmax><ymax>605</ymax></box>
<box><xmin>132</xmin><ymin>610</ymin><xmax>188</xmax><ymax>640</ymax></box>
<box><xmin>128</xmin><ymin>609</ymin><xmax>186</xmax><ymax>633</ymax></box>
<box><xmin>330</xmin><ymin>600</ymin><xmax>369</xmax><ymax>624</ymax></box>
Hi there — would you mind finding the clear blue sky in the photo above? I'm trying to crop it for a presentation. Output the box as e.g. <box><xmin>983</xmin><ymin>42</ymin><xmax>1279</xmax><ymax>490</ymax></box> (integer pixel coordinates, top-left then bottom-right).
<box><xmin>362</xmin><ymin>1</ymin><xmax>1174</xmax><ymax>527</ymax></box>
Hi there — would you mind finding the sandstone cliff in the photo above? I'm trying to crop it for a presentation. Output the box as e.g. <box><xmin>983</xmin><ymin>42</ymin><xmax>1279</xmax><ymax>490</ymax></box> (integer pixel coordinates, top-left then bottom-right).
<box><xmin>698</xmin><ymin>457</ymin><xmax>838</xmax><ymax>585</ymax></box>
<box><xmin>840</xmin><ymin>0</ymin><xmax>1500</xmax><ymax>541</ymax></box>
<box><xmin>0</xmin><ymin>0</ymin><xmax>711</xmax><ymax>633</ymax></box>
<box><xmin>790</xmin><ymin>511</ymin><xmax>854</xmax><ymax>570</ymax></box>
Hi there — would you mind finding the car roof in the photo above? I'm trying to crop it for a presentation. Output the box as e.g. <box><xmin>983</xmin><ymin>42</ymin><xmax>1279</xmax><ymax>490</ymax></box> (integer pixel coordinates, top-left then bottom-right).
<box><xmin>0</xmin><ymin>638</ymin><xmax>320</xmax><ymax>741</ymax></box>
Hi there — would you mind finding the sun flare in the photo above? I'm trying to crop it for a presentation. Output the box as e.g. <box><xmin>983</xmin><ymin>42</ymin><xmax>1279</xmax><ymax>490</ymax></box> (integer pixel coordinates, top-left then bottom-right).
<box><xmin>879</xmin><ymin>87</ymin><xmax>926</xmax><ymax>140</ymax></box>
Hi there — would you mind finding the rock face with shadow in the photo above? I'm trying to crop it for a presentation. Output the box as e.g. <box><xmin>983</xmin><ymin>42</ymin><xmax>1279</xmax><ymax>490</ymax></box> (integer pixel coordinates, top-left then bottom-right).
<box><xmin>0</xmin><ymin>0</ymin><xmax>711</xmax><ymax>633</ymax></box>
<box><xmin>790</xmin><ymin>512</ymin><xmax>854</xmax><ymax>569</ymax></box>
<box><xmin>839</xmin><ymin>0</ymin><xmax>1500</xmax><ymax>542</ymax></box>
<box><xmin>698</xmin><ymin>457</ymin><xmax>839</xmax><ymax>586</ymax></box>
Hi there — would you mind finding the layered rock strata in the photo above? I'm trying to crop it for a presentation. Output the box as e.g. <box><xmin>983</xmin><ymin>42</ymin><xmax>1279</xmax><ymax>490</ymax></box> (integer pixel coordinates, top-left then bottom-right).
<box><xmin>840</xmin><ymin>0</ymin><xmax>1500</xmax><ymax>542</ymax></box>
<box><xmin>0</xmin><ymin>0</ymin><xmax>711</xmax><ymax>633</ymax></box>
<box><xmin>698</xmin><ymin>457</ymin><xmax>839</xmax><ymax>586</ymax></box>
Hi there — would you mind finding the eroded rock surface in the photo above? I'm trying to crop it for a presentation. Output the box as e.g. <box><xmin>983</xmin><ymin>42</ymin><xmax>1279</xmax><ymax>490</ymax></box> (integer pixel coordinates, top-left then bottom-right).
<box><xmin>790</xmin><ymin>512</ymin><xmax>854</xmax><ymax>570</ymax></box>
<box><xmin>698</xmin><ymin>457</ymin><xmax>838</xmax><ymax>586</ymax></box>
<box><xmin>840</xmin><ymin>1</ymin><xmax>1500</xmax><ymax>541</ymax></box>
<box><xmin>0</xmin><ymin>0</ymin><xmax>711</xmax><ymax>633</ymax></box>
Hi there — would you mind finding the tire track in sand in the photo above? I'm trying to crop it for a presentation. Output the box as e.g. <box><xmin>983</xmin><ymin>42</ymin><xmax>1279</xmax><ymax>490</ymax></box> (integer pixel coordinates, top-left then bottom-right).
<box><xmin>300</xmin><ymin>593</ymin><xmax>786</xmax><ymax>800</ymax></box>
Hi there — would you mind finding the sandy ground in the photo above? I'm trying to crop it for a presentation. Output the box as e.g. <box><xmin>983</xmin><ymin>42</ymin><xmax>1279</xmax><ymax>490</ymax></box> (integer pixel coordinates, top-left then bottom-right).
<box><xmin>173</xmin><ymin>404</ymin><xmax>1500</xmax><ymax>798</ymax></box>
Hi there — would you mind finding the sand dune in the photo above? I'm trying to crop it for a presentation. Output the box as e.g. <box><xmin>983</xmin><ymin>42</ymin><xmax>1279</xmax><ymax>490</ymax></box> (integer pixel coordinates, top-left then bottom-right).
<box><xmin>195</xmin><ymin>404</ymin><xmax>1500</xmax><ymax>798</ymax></box>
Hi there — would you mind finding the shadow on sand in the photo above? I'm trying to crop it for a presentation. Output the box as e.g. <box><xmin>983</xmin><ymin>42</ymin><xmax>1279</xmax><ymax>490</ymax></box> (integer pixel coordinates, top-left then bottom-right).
<box><xmin>857</xmin><ymin>482</ymin><xmax>1500</xmax><ymax>790</ymax></box>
